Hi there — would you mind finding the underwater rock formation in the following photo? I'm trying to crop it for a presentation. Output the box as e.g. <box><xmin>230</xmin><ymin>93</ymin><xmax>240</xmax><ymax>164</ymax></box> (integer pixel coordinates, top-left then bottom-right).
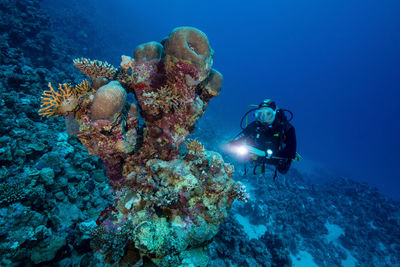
<box><xmin>38</xmin><ymin>26</ymin><xmax>246</xmax><ymax>266</ymax></box>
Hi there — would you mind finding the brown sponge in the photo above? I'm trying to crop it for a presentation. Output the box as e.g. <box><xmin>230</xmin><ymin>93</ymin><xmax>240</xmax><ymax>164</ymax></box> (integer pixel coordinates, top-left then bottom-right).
<box><xmin>164</xmin><ymin>27</ymin><xmax>213</xmax><ymax>66</ymax></box>
<box><xmin>134</xmin><ymin>41</ymin><xmax>164</xmax><ymax>62</ymax></box>
<box><xmin>91</xmin><ymin>81</ymin><xmax>127</xmax><ymax>121</ymax></box>
<box><xmin>204</xmin><ymin>69</ymin><xmax>223</xmax><ymax>97</ymax></box>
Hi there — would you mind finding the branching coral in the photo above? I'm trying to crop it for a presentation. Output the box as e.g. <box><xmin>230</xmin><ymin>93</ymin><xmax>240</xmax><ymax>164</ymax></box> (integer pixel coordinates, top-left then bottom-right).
<box><xmin>140</xmin><ymin>85</ymin><xmax>182</xmax><ymax>115</ymax></box>
<box><xmin>144</xmin><ymin>85</ymin><xmax>182</xmax><ymax>111</ymax></box>
<box><xmin>157</xmin><ymin>86</ymin><xmax>182</xmax><ymax>110</ymax></box>
<box><xmin>73</xmin><ymin>57</ymin><xmax>117</xmax><ymax>80</ymax></box>
<box><xmin>38</xmin><ymin>82</ymin><xmax>80</xmax><ymax>117</ymax></box>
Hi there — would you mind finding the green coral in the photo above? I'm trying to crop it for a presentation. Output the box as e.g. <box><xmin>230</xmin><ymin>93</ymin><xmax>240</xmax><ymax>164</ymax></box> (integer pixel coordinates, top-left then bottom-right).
<box><xmin>133</xmin><ymin>218</ymin><xmax>172</xmax><ymax>257</ymax></box>
<box><xmin>90</xmin><ymin>225</ymin><xmax>131</xmax><ymax>263</ymax></box>
<box><xmin>90</xmin><ymin>149</ymin><xmax>237</xmax><ymax>265</ymax></box>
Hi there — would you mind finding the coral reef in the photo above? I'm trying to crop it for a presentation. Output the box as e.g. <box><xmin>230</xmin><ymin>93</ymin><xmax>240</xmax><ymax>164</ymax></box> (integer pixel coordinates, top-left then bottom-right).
<box><xmin>0</xmin><ymin>183</ymin><xmax>27</xmax><ymax>206</ymax></box>
<box><xmin>38</xmin><ymin>26</ymin><xmax>242</xmax><ymax>266</ymax></box>
<box><xmin>230</xmin><ymin>168</ymin><xmax>400</xmax><ymax>267</ymax></box>
<box><xmin>0</xmin><ymin>0</ymin><xmax>53</xmax><ymax>67</ymax></box>
<box><xmin>0</xmin><ymin>1</ymin><xmax>113</xmax><ymax>265</ymax></box>
<box><xmin>208</xmin><ymin>216</ymin><xmax>292</xmax><ymax>267</ymax></box>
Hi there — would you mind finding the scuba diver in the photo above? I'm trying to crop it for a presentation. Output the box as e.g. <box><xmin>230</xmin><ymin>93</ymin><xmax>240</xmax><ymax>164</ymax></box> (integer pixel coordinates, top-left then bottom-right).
<box><xmin>226</xmin><ymin>99</ymin><xmax>298</xmax><ymax>179</ymax></box>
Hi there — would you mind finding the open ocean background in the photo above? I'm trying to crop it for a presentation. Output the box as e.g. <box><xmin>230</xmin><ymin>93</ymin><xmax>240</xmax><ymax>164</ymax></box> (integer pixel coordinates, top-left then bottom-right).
<box><xmin>1</xmin><ymin>0</ymin><xmax>399</xmax><ymax>266</ymax></box>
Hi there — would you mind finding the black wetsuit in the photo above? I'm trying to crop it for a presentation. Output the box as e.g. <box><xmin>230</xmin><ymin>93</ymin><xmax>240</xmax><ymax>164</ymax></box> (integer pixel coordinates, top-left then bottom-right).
<box><xmin>235</xmin><ymin>115</ymin><xmax>296</xmax><ymax>174</ymax></box>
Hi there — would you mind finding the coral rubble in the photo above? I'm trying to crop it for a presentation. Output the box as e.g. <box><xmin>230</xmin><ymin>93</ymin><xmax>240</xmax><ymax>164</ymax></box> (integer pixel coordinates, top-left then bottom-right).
<box><xmin>38</xmin><ymin>26</ymin><xmax>243</xmax><ymax>266</ymax></box>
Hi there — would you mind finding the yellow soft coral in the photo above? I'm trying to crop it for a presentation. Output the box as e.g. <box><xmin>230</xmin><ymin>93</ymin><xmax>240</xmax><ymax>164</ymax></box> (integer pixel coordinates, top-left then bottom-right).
<box><xmin>75</xmin><ymin>79</ymin><xmax>92</xmax><ymax>95</ymax></box>
<box><xmin>38</xmin><ymin>82</ymin><xmax>80</xmax><ymax>118</ymax></box>
<box><xmin>184</xmin><ymin>138</ymin><xmax>205</xmax><ymax>154</ymax></box>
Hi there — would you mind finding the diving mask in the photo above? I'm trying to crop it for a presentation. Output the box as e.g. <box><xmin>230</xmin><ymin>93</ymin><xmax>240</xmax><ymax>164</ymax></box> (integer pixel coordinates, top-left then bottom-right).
<box><xmin>255</xmin><ymin>107</ymin><xmax>276</xmax><ymax>124</ymax></box>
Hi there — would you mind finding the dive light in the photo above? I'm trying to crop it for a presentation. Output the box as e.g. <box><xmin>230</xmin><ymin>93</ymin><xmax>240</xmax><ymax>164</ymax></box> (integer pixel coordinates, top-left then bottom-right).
<box><xmin>235</xmin><ymin>145</ymin><xmax>248</xmax><ymax>156</ymax></box>
<box><xmin>266</xmin><ymin>149</ymin><xmax>273</xmax><ymax>159</ymax></box>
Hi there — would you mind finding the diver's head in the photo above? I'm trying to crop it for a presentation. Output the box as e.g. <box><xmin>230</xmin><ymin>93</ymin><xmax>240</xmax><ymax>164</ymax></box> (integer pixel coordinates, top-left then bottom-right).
<box><xmin>255</xmin><ymin>99</ymin><xmax>277</xmax><ymax>124</ymax></box>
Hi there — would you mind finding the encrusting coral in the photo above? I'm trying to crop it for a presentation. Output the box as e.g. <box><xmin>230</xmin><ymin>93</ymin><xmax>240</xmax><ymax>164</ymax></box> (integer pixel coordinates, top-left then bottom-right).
<box><xmin>38</xmin><ymin>26</ymin><xmax>247</xmax><ymax>266</ymax></box>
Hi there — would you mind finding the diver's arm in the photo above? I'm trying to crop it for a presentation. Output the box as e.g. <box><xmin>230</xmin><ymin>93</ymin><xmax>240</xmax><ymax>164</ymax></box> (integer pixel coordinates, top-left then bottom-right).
<box><xmin>228</xmin><ymin>132</ymin><xmax>246</xmax><ymax>146</ymax></box>
<box><xmin>247</xmin><ymin>146</ymin><xmax>266</xmax><ymax>157</ymax></box>
<box><xmin>228</xmin><ymin>121</ymin><xmax>258</xmax><ymax>145</ymax></box>
<box><xmin>242</xmin><ymin>121</ymin><xmax>258</xmax><ymax>136</ymax></box>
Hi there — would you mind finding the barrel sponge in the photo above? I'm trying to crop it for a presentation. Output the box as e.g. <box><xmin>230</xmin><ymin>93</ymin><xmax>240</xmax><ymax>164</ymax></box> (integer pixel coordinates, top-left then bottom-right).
<box><xmin>164</xmin><ymin>27</ymin><xmax>213</xmax><ymax>66</ymax></box>
<box><xmin>134</xmin><ymin>41</ymin><xmax>165</xmax><ymax>62</ymax></box>
<box><xmin>91</xmin><ymin>81</ymin><xmax>127</xmax><ymax>121</ymax></box>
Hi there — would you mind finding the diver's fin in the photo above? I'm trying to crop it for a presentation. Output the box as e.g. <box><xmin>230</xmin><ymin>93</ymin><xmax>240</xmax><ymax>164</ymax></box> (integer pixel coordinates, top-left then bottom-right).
<box><xmin>273</xmin><ymin>168</ymin><xmax>278</xmax><ymax>180</ymax></box>
<box><xmin>253</xmin><ymin>164</ymin><xmax>265</xmax><ymax>175</ymax></box>
<box><xmin>292</xmin><ymin>152</ymin><xmax>302</xmax><ymax>162</ymax></box>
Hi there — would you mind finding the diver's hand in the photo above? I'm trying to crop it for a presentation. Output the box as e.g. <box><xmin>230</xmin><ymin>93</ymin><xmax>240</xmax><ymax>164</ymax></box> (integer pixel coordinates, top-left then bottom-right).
<box><xmin>246</xmin><ymin>146</ymin><xmax>266</xmax><ymax>157</ymax></box>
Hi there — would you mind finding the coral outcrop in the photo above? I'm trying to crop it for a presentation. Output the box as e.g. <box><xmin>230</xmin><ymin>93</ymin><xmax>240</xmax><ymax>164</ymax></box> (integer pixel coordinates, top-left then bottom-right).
<box><xmin>38</xmin><ymin>26</ymin><xmax>245</xmax><ymax>266</ymax></box>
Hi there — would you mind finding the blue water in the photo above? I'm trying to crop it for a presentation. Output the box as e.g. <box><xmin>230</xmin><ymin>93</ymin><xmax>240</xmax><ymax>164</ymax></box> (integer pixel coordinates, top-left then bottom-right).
<box><xmin>43</xmin><ymin>0</ymin><xmax>400</xmax><ymax>199</ymax></box>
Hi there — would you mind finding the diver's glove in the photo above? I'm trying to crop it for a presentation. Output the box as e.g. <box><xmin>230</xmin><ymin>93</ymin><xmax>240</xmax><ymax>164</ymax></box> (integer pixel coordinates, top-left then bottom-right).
<box><xmin>246</xmin><ymin>146</ymin><xmax>266</xmax><ymax>157</ymax></box>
